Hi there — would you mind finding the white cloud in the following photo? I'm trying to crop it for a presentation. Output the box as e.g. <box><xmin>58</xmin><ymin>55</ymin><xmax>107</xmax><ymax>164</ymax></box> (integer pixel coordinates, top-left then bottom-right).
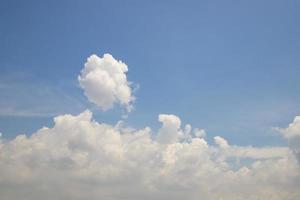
<box><xmin>279</xmin><ymin>116</ymin><xmax>300</xmax><ymax>139</ymax></box>
<box><xmin>0</xmin><ymin>111</ymin><xmax>299</xmax><ymax>200</ymax></box>
<box><xmin>78</xmin><ymin>53</ymin><xmax>134</xmax><ymax>112</ymax></box>
<box><xmin>157</xmin><ymin>114</ymin><xmax>181</xmax><ymax>144</ymax></box>
<box><xmin>194</xmin><ymin>128</ymin><xmax>206</xmax><ymax>138</ymax></box>
<box><xmin>214</xmin><ymin>136</ymin><xmax>230</xmax><ymax>149</ymax></box>
<box><xmin>277</xmin><ymin>116</ymin><xmax>300</xmax><ymax>161</ymax></box>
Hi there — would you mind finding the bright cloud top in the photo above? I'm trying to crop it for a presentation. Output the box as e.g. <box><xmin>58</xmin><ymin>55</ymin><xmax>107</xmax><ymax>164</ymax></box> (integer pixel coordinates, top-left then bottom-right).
<box><xmin>277</xmin><ymin>116</ymin><xmax>300</xmax><ymax>161</ymax></box>
<box><xmin>78</xmin><ymin>53</ymin><xmax>134</xmax><ymax>111</ymax></box>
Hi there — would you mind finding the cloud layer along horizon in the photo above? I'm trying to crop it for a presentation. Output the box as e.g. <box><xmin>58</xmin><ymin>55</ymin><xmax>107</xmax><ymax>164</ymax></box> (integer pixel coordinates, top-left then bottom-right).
<box><xmin>0</xmin><ymin>110</ymin><xmax>299</xmax><ymax>200</ymax></box>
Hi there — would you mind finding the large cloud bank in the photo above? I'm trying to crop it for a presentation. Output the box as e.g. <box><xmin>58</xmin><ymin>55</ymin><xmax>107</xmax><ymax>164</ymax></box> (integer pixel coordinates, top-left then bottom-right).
<box><xmin>78</xmin><ymin>54</ymin><xmax>134</xmax><ymax>111</ymax></box>
<box><xmin>1</xmin><ymin>53</ymin><xmax>300</xmax><ymax>200</ymax></box>
<box><xmin>0</xmin><ymin>111</ymin><xmax>299</xmax><ymax>200</ymax></box>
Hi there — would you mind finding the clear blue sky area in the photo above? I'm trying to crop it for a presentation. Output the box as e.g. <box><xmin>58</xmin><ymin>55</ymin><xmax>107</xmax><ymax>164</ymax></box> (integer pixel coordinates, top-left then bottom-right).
<box><xmin>0</xmin><ymin>0</ymin><xmax>300</xmax><ymax>146</ymax></box>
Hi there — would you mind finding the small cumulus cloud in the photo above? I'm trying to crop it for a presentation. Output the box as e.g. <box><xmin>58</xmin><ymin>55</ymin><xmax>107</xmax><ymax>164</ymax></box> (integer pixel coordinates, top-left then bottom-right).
<box><xmin>78</xmin><ymin>53</ymin><xmax>135</xmax><ymax>112</ymax></box>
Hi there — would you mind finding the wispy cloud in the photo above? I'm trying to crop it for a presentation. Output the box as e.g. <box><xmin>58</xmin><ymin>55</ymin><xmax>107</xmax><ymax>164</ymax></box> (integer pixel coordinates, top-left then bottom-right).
<box><xmin>0</xmin><ymin>71</ymin><xmax>85</xmax><ymax>117</ymax></box>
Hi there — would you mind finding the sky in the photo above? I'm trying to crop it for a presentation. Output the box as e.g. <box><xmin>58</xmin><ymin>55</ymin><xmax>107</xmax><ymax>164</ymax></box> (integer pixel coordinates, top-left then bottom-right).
<box><xmin>1</xmin><ymin>0</ymin><xmax>300</xmax><ymax>145</ymax></box>
<box><xmin>0</xmin><ymin>1</ymin><xmax>300</xmax><ymax>199</ymax></box>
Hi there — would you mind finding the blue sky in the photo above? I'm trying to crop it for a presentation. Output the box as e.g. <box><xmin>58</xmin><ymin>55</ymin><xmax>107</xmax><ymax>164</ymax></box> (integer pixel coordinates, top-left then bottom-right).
<box><xmin>1</xmin><ymin>0</ymin><xmax>300</xmax><ymax>146</ymax></box>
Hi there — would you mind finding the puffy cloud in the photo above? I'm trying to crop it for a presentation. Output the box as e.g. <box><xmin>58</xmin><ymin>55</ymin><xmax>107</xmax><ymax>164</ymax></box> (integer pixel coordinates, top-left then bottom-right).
<box><xmin>214</xmin><ymin>136</ymin><xmax>230</xmax><ymax>149</ymax></box>
<box><xmin>280</xmin><ymin>116</ymin><xmax>300</xmax><ymax>139</ymax></box>
<box><xmin>0</xmin><ymin>111</ymin><xmax>299</xmax><ymax>200</ymax></box>
<box><xmin>277</xmin><ymin>116</ymin><xmax>300</xmax><ymax>161</ymax></box>
<box><xmin>157</xmin><ymin>114</ymin><xmax>181</xmax><ymax>144</ymax></box>
<box><xmin>194</xmin><ymin>128</ymin><xmax>206</xmax><ymax>138</ymax></box>
<box><xmin>78</xmin><ymin>53</ymin><xmax>134</xmax><ymax>111</ymax></box>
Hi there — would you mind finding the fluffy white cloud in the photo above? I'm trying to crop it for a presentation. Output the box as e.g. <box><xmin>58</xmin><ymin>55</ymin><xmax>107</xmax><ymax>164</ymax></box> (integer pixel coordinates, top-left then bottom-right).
<box><xmin>0</xmin><ymin>111</ymin><xmax>299</xmax><ymax>200</ymax></box>
<box><xmin>277</xmin><ymin>116</ymin><xmax>300</xmax><ymax>161</ymax></box>
<box><xmin>280</xmin><ymin>116</ymin><xmax>300</xmax><ymax>139</ymax></box>
<box><xmin>194</xmin><ymin>128</ymin><xmax>206</xmax><ymax>138</ymax></box>
<box><xmin>157</xmin><ymin>114</ymin><xmax>181</xmax><ymax>144</ymax></box>
<box><xmin>214</xmin><ymin>136</ymin><xmax>230</xmax><ymax>149</ymax></box>
<box><xmin>78</xmin><ymin>53</ymin><xmax>134</xmax><ymax>111</ymax></box>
